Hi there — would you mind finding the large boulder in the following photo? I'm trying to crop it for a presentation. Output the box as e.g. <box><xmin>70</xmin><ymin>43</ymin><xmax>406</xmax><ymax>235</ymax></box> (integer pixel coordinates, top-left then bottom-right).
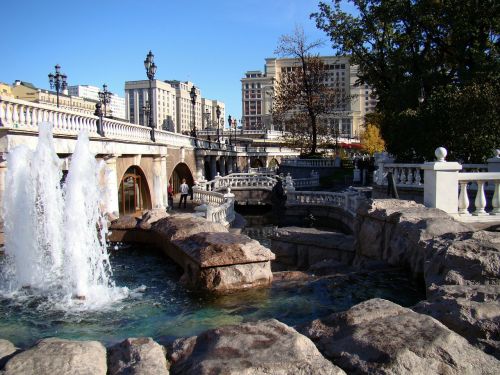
<box><xmin>300</xmin><ymin>298</ymin><xmax>500</xmax><ymax>374</ymax></box>
<box><xmin>108</xmin><ymin>337</ymin><xmax>169</xmax><ymax>375</ymax></box>
<box><xmin>414</xmin><ymin>284</ymin><xmax>500</xmax><ymax>359</ymax></box>
<box><xmin>173</xmin><ymin>232</ymin><xmax>275</xmax><ymax>294</ymax></box>
<box><xmin>354</xmin><ymin>199</ymin><xmax>472</xmax><ymax>277</ymax></box>
<box><xmin>151</xmin><ymin>214</ymin><xmax>227</xmax><ymax>241</ymax></box>
<box><xmin>424</xmin><ymin>230</ymin><xmax>500</xmax><ymax>287</ymax></box>
<box><xmin>168</xmin><ymin>319</ymin><xmax>345</xmax><ymax>375</ymax></box>
<box><xmin>0</xmin><ymin>340</ymin><xmax>16</xmax><ymax>369</ymax></box>
<box><xmin>2</xmin><ymin>338</ymin><xmax>106</xmax><ymax>375</ymax></box>
<box><xmin>271</xmin><ymin>227</ymin><xmax>355</xmax><ymax>269</ymax></box>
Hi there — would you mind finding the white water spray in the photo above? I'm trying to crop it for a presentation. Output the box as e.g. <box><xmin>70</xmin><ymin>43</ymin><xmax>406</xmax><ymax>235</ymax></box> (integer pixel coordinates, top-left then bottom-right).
<box><xmin>1</xmin><ymin>123</ymin><xmax>127</xmax><ymax>308</ymax></box>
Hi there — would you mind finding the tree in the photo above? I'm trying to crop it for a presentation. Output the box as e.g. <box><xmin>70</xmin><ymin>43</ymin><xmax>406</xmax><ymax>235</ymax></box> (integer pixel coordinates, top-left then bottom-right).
<box><xmin>360</xmin><ymin>113</ymin><xmax>385</xmax><ymax>155</ymax></box>
<box><xmin>272</xmin><ymin>26</ymin><xmax>349</xmax><ymax>155</ymax></box>
<box><xmin>312</xmin><ymin>0</ymin><xmax>500</xmax><ymax>162</ymax></box>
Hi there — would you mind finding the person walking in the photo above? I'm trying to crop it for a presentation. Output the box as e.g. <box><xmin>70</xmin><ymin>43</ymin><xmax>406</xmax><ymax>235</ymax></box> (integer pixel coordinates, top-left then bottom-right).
<box><xmin>179</xmin><ymin>179</ymin><xmax>189</xmax><ymax>209</ymax></box>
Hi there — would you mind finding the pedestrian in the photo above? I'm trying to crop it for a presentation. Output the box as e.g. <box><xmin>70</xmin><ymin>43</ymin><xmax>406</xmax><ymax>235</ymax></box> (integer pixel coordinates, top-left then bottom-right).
<box><xmin>179</xmin><ymin>178</ymin><xmax>189</xmax><ymax>208</ymax></box>
<box><xmin>167</xmin><ymin>183</ymin><xmax>174</xmax><ymax>210</ymax></box>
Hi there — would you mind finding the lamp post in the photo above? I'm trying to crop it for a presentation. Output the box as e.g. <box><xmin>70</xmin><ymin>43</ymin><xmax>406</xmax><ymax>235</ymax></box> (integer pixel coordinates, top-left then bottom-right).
<box><xmin>228</xmin><ymin>115</ymin><xmax>232</xmax><ymax>145</ymax></box>
<box><xmin>144</xmin><ymin>50</ymin><xmax>157</xmax><ymax>142</ymax></box>
<box><xmin>94</xmin><ymin>102</ymin><xmax>105</xmax><ymax>137</ymax></box>
<box><xmin>190</xmin><ymin>85</ymin><xmax>197</xmax><ymax>139</ymax></box>
<box><xmin>48</xmin><ymin>64</ymin><xmax>67</xmax><ymax>108</ymax></box>
<box><xmin>216</xmin><ymin>105</ymin><xmax>221</xmax><ymax>145</ymax></box>
<box><xmin>98</xmin><ymin>84</ymin><xmax>111</xmax><ymax>117</ymax></box>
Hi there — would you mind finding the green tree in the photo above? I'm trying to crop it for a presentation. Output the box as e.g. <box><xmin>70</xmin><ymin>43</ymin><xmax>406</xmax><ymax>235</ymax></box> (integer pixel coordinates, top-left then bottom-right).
<box><xmin>272</xmin><ymin>26</ymin><xmax>349</xmax><ymax>155</ymax></box>
<box><xmin>312</xmin><ymin>0</ymin><xmax>500</xmax><ymax>162</ymax></box>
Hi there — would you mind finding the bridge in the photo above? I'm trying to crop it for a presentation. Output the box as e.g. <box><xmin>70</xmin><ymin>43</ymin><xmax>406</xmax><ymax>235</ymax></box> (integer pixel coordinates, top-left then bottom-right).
<box><xmin>0</xmin><ymin>96</ymin><xmax>299</xmax><ymax>217</ymax></box>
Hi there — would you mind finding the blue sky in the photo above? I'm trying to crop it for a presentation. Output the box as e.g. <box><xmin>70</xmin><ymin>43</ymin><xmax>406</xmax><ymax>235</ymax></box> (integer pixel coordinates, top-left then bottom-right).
<box><xmin>1</xmin><ymin>0</ymin><xmax>351</xmax><ymax>121</ymax></box>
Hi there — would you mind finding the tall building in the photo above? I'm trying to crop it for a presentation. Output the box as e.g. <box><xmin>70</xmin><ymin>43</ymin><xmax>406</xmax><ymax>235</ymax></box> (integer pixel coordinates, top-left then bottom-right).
<box><xmin>241</xmin><ymin>56</ymin><xmax>376</xmax><ymax>138</ymax></box>
<box><xmin>68</xmin><ymin>85</ymin><xmax>126</xmax><ymax>120</ymax></box>
<box><xmin>201</xmin><ymin>98</ymin><xmax>226</xmax><ymax>130</ymax></box>
<box><xmin>124</xmin><ymin>80</ymin><xmax>177</xmax><ymax>132</ymax></box>
<box><xmin>165</xmin><ymin>81</ymin><xmax>202</xmax><ymax>135</ymax></box>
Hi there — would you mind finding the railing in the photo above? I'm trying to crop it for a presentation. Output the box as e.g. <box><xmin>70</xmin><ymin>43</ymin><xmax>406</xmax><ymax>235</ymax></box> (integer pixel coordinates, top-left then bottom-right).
<box><xmin>198</xmin><ymin>173</ymin><xmax>278</xmax><ymax>192</ymax></box>
<box><xmin>280</xmin><ymin>158</ymin><xmax>339</xmax><ymax>168</ymax></box>
<box><xmin>286</xmin><ymin>190</ymin><xmax>365</xmax><ymax>216</ymax></box>
<box><xmin>0</xmin><ymin>96</ymin><xmax>196</xmax><ymax>148</ymax></box>
<box><xmin>375</xmin><ymin>163</ymin><xmax>425</xmax><ymax>188</ymax></box>
<box><xmin>292</xmin><ymin>172</ymin><xmax>320</xmax><ymax>189</ymax></box>
<box><xmin>192</xmin><ymin>186</ymin><xmax>235</xmax><ymax>226</ymax></box>
<box><xmin>458</xmin><ymin>173</ymin><xmax>500</xmax><ymax>216</ymax></box>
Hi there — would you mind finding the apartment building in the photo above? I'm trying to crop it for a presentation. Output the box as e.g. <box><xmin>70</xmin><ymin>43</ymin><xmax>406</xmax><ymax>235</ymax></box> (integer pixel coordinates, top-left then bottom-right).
<box><xmin>68</xmin><ymin>85</ymin><xmax>126</xmax><ymax>120</ymax></box>
<box><xmin>202</xmin><ymin>98</ymin><xmax>226</xmax><ymax>130</ymax></box>
<box><xmin>124</xmin><ymin>80</ymin><xmax>177</xmax><ymax>132</ymax></box>
<box><xmin>241</xmin><ymin>56</ymin><xmax>376</xmax><ymax>138</ymax></box>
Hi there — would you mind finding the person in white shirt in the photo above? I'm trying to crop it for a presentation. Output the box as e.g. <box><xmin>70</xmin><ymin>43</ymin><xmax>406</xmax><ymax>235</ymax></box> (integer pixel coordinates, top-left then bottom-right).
<box><xmin>179</xmin><ymin>179</ymin><xmax>189</xmax><ymax>208</ymax></box>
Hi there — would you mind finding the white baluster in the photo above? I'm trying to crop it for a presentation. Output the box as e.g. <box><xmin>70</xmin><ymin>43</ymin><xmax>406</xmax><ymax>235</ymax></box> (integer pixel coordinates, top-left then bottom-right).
<box><xmin>458</xmin><ymin>181</ymin><xmax>470</xmax><ymax>215</ymax></box>
<box><xmin>406</xmin><ymin>168</ymin><xmax>414</xmax><ymax>185</ymax></box>
<box><xmin>25</xmin><ymin>107</ymin><xmax>32</xmax><ymax>127</ymax></box>
<box><xmin>12</xmin><ymin>105</ymin><xmax>19</xmax><ymax>127</ymax></box>
<box><xmin>19</xmin><ymin>106</ymin><xmax>26</xmax><ymax>127</ymax></box>
<box><xmin>415</xmin><ymin>168</ymin><xmax>422</xmax><ymax>185</ymax></box>
<box><xmin>473</xmin><ymin>180</ymin><xmax>487</xmax><ymax>216</ymax></box>
<box><xmin>491</xmin><ymin>181</ymin><xmax>500</xmax><ymax>215</ymax></box>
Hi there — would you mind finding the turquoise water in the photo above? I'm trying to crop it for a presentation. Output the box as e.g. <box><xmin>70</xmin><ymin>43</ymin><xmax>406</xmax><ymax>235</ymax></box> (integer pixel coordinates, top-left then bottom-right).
<box><xmin>0</xmin><ymin>245</ymin><xmax>423</xmax><ymax>348</ymax></box>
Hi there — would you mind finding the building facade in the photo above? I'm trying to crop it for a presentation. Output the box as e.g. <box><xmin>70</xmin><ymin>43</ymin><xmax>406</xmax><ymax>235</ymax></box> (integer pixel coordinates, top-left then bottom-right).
<box><xmin>124</xmin><ymin>80</ymin><xmax>177</xmax><ymax>132</ymax></box>
<box><xmin>241</xmin><ymin>56</ymin><xmax>376</xmax><ymax>139</ymax></box>
<box><xmin>11</xmin><ymin>81</ymin><xmax>97</xmax><ymax>114</ymax></box>
<box><xmin>68</xmin><ymin>85</ymin><xmax>126</xmax><ymax>120</ymax></box>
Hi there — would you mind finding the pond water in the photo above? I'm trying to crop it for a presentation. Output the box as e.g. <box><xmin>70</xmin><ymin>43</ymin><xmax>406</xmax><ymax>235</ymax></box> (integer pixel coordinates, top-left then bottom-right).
<box><xmin>0</xmin><ymin>244</ymin><xmax>424</xmax><ymax>348</ymax></box>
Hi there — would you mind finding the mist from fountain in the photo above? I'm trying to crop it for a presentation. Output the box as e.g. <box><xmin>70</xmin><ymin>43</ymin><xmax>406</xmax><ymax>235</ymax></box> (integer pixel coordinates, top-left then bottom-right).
<box><xmin>1</xmin><ymin>123</ymin><xmax>128</xmax><ymax>309</ymax></box>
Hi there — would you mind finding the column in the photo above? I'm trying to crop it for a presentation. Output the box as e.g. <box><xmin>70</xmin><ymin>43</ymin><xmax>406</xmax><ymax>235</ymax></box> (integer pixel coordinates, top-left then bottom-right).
<box><xmin>195</xmin><ymin>154</ymin><xmax>205</xmax><ymax>181</ymax></box>
<box><xmin>152</xmin><ymin>156</ymin><xmax>166</xmax><ymax>210</ymax></box>
<box><xmin>227</xmin><ymin>156</ymin><xmax>234</xmax><ymax>174</ymax></box>
<box><xmin>210</xmin><ymin>156</ymin><xmax>217</xmax><ymax>180</ymax></box>
<box><xmin>421</xmin><ymin>147</ymin><xmax>462</xmax><ymax>214</ymax></box>
<box><xmin>0</xmin><ymin>154</ymin><xmax>7</xmax><ymax>226</ymax></box>
<box><xmin>104</xmin><ymin>155</ymin><xmax>120</xmax><ymax>217</ymax></box>
<box><xmin>220</xmin><ymin>157</ymin><xmax>226</xmax><ymax>176</ymax></box>
<box><xmin>160</xmin><ymin>155</ymin><xmax>168</xmax><ymax>209</ymax></box>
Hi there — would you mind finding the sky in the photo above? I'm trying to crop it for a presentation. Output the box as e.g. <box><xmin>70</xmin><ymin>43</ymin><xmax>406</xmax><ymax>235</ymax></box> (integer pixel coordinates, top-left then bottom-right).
<box><xmin>1</xmin><ymin>0</ymin><xmax>352</xmax><ymax>121</ymax></box>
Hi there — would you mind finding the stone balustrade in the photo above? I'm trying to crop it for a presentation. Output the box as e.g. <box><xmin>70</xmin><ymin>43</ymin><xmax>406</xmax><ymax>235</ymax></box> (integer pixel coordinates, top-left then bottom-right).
<box><xmin>206</xmin><ymin>200</ymin><xmax>235</xmax><ymax>226</ymax></box>
<box><xmin>293</xmin><ymin>172</ymin><xmax>320</xmax><ymax>189</ymax></box>
<box><xmin>457</xmin><ymin>173</ymin><xmax>500</xmax><ymax>216</ymax></box>
<box><xmin>192</xmin><ymin>186</ymin><xmax>235</xmax><ymax>226</ymax></box>
<box><xmin>286</xmin><ymin>190</ymin><xmax>364</xmax><ymax>216</ymax></box>
<box><xmin>280</xmin><ymin>158</ymin><xmax>338</xmax><ymax>168</ymax></box>
<box><xmin>198</xmin><ymin>173</ymin><xmax>277</xmax><ymax>192</ymax></box>
<box><xmin>0</xmin><ymin>96</ymin><xmax>195</xmax><ymax>148</ymax></box>
<box><xmin>192</xmin><ymin>188</ymin><xmax>225</xmax><ymax>205</ymax></box>
<box><xmin>378</xmin><ymin>163</ymin><xmax>425</xmax><ymax>187</ymax></box>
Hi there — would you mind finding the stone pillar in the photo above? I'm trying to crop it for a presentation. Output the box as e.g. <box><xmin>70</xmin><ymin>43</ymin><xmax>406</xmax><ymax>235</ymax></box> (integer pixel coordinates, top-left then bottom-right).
<box><xmin>210</xmin><ymin>156</ymin><xmax>217</xmax><ymax>180</ymax></box>
<box><xmin>227</xmin><ymin>156</ymin><xmax>234</xmax><ymax>174</ymax></box>
<box><xmin>220</xmin><ymin>157</ymin><xmax>226</xmax><ymax>176</ymax></box>
<box><xmin>195</xmin><ymin>155</ymin><xmax>205</xmax><ymax>181</ymax></box>
<box><xmin>421</xmin><ymin>147</ymin><xmax>462</xmax><ymax>214</ymax></box>
<box><xmin>487</xmin><ymin>149</ymin><xmax>500</xmax><ymax>172</ymax></box>
<box><xmin>152</xmin><ymin>156</ymin><xmax>166</xmax><ymax>210</ymax></box>
<box><xmin>160</xmin><ymin>156</ymin><xmax>168</xmax><ymax>209</ymax></box>
<box><xmin>104</xmin><ymin>155</ymin><xmax>120</xmax><ymax>217</ymax></box>
<box><xmin>0</xmin><ymin>154</ymin><xmax>7</xmax><ymax>226</ymax></box>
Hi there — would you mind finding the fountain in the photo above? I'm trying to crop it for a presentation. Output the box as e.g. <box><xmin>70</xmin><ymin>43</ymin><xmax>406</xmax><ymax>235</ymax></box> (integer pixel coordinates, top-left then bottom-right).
<box><xmin>1</xmin><ymin>123</ymin><xmax>127</xmax><ymax>308</ymax></box>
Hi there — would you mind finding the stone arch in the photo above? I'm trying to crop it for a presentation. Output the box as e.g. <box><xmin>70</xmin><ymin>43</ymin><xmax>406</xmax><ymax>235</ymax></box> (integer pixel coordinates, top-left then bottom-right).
<box><xmin>250</xmin><ymin>158</ymin><xmax>264</xmax><ymax>168</ymax></box>
<box><xmin>268</xmin><ymin>158</ymin><xmax>279</xmax><ymax>169</ymax></box>
<box><xmin>170</xmin><ymin>162</ymin><xmax>195</xmax><ymax>193</ymax></box>
<box><xmin>118</xmin><ymin>165</ymin><xmax>152</xmax><ymax>216</ymax></box>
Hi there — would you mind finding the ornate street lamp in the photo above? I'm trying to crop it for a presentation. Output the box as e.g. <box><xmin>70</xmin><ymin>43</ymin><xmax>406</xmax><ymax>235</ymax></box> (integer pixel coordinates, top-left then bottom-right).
<box><xmin>228</xmin><ymin>115</ymin><xmax>232</xmax><ymax>145</ymax></box>
<box><xmin>216</xmin><ymin>105</ymin><xmax>221</xmax><ymax>145</ymax></box>
<box><xmin>98</xmin><ymin>84</ymin><xmax>111</xmax><ymax>117</ymax></box>
<box><xmin>48</xmin><ymin>64</ymin><xmax>67</xmax><ymax>108</ymax></box>
<box><xmin>144</xmin><ymin>50</ymin><xmax>157</xmax><ymax>142</ymax></box>
<box><xmin>190</xmin><ymin>85</ymin><xmax>197</xmax><ymax>138</ymax></box>
<box><xmin>94</xmin><ymin>102</ymin><xmax>105</xmax><ymax>137</ymax></box>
